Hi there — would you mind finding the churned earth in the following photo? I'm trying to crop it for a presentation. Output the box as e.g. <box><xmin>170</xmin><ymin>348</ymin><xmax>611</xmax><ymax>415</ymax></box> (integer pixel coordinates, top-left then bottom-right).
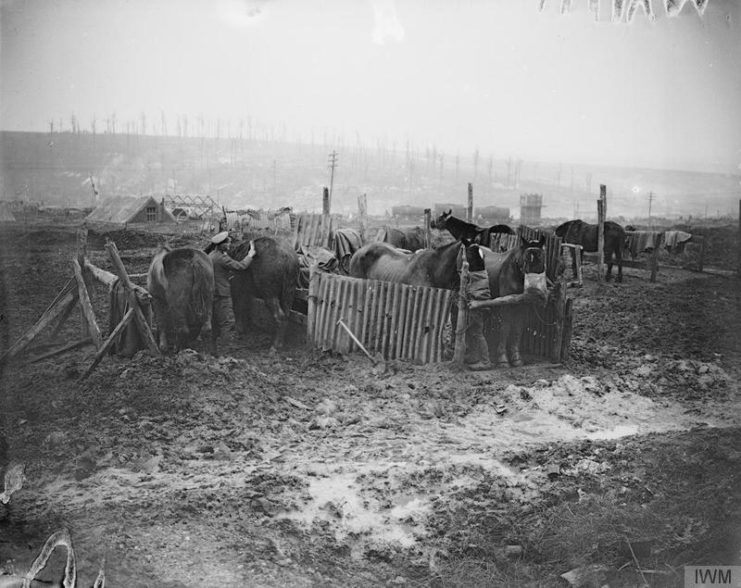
<box><xmin>0</xmin><ymin>223</ymin><xmax>739</xmax><ymax>587</ymax></box>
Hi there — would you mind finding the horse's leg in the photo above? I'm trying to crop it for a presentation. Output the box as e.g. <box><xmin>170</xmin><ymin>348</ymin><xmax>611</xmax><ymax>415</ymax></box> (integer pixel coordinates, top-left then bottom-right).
<box><xmin>572</xmin><ymin>249</ymin><xmax>578</xmax><ymax>280</ymax></box>
<box><xmin>201</xmin><ymin>300</ymin><xmax>215</xmax><ymax>355</ymax></box>
<box><xmin>615</xmin><ymin>245</ymin><xmax>623</xmax><ymax>283</ymax></box>
<box><xmin>264</xmin><ymin>297</ymin><xmax>287</xmax><ymax>353</ymax></box>
<box><xmin>507</xmin><ymin>306</ymin><xmax>525</xmax><ymax>367</ymax></box>
<box><xmin>605</xmin><ymin>253</ymin><xmax>613</xmax><ymax>282</ymax></box>
<box><xmin>495</xmin><ymin>310</ymin><xmax>510</xmax><ymax>367</ymax></box>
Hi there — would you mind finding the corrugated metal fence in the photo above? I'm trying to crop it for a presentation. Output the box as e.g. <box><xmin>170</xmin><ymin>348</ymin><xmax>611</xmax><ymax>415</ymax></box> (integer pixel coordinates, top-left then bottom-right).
<box><xmin>307</xmin><ymin>272</ymin><xmax>453</xmax><ymax>364</ymax></box>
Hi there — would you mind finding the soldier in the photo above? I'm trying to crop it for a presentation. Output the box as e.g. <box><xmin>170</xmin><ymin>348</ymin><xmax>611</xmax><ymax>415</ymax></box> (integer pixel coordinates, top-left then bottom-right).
<box><xmin>463</xmin><ymin>242</ymin><xmax>492</xmax><ymax>371</ymax></box>
<box><xmin>207</xmin><ymin>231</ymin><xmax>256</xmax><ymax>346</ymax></box>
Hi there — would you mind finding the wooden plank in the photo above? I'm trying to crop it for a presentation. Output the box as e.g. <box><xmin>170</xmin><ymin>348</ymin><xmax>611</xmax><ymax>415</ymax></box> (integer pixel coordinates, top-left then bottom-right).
<box><xmin>421</xmin><ymin>286</ymin><xmax>437</xmax><ymax>363</ymax></box>
<box><xmin>72</xmin><ymin>259</ymin><xmax>103</xmax><ymax>349</ymax></box>
<box><xmin>29</xmin><ymin>338</ymin><xmax>93</xmax><ymax>363</ymax></box>
<box><xmin>320</xmin><ymin>275</ymin><xmax>335</xmax><ymax>350</ymax></box>
<box><xmin>597</xmin><ymin>186</ymin><xmax>606</xmax><ymax>282</ymax></box>
<box><xmin>433</xmin><ymin>290</ymin><xmax>451</xmax><ymax>363</ymax></box>
<box><xmin>366</xmin><ymin>280</ymin><xmax>378</xmax><ymax>353</ymax></box>
<box><xmin>306</xmin><ymin>267</ymin><xmax>318</xmax><ymax>344</ymax></box>
<box><xmin>314</xmin><ymin>272</ymin><xmax>327</xmax><ymax>349</ymax></box>
<box><xmin>389</xmin><ymin>282</ymin><xmax>401</xmax><ymax>358</ymax></box>
<box><xmin>372</xmin><ymin>281</ymin><xmax>387</xmax><ymax>354</ymax></box>
<box><xmin>412</xmin><ymin>287</ymin><xmax>431</xmax><ymax>363</ymax></box>
<box><xmin>80</xmin><ymin>308</ymin><xmax>134</xmax><ymax>380</ymax></box>
<box><xmin>48</xmin><ymin>295</ymin><xmax>79</xmax><ymax>341</ymax></box>
<box><xmin>453</xmin><ymin>261</ymin><xmax>469</xmax><ymax>366</ymax></box>
<box><xmin>313</xmin><ymin>273</ymin><xmax>328</xmax><ymax>347</ymax></box>
<box><xmin>424</xmin><ymin>209</ymin><xmax>432</xmax><ymax>248</ymax></box>
<box><xmin>359</xmin><ymin>280</ymin><xmax>373</xmax><ymax>351</ymax></box>
<box><xmin>330</xmin><ymin>277</ymin><xmax>345</xmax><ymax>352</ymax></box>
<box><xmin>402</xmin><ymin>287</ymin><xmax>418</xmax><ymax>360</ymax></box>
<box><xmin>395</xmin><ymin>286</ymin><xmax>408</xmax><ymax>360</ymax></box>
<box><xmin>0</xmin><ymin>289</ymin><xmax>77</xmax><ymax>365</ymax></box>
<box><xmin>346</xmin><ymin>278</ymin><xmax>360</xmax><ymax>354</ymax></box>
<box><xmin>381</xmin><ymin>281</ymin><xmax>394</xmax><ymax>357</ymax></box>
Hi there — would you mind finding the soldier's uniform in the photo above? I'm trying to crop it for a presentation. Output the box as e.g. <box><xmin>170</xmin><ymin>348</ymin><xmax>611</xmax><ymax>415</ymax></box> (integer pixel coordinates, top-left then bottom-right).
<box><xmin>208</xmin><ymin>232</ymin><xmax>254</xmax><ymax>340</ymax></box>
<box><xmin>465</xmin><ymin>246</ymin><xmax>492</xmax><ymax>371</ymax></box>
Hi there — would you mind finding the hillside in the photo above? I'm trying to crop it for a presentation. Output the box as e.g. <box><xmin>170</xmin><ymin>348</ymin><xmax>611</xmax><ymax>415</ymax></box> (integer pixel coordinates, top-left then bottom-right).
<box><xmin>1</xmin><ymin>131</ymin><xmax>738</xmax><ymax>220</ymax></box>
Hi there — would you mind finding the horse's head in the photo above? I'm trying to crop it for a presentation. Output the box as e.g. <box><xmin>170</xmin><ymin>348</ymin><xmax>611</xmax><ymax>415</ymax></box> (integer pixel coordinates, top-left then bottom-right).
<box><xmin>517</xmin><ymin>235</ymin><xmax>547</xmax><ymax>275</ymax></box>
<box><xmin>431</xmin><ymin>209</ymin><xmax>452</xmax><ymax>230</ymax></box>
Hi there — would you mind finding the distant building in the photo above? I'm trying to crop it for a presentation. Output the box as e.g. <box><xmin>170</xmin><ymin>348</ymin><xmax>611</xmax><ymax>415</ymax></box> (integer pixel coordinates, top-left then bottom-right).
<box><xmin>85</xmin><ymin>196</ymin><xmax>176</xmax><ymax>227</ymax></box>
<box><xmin>0</xmin><ymin>201</ymin><xmax>16</xmax><ymax>222</ymax></box>
<box><xmin>520</xmin><ymin>193</ymin><xmax>543</xmax><ymax>226</ymax></box>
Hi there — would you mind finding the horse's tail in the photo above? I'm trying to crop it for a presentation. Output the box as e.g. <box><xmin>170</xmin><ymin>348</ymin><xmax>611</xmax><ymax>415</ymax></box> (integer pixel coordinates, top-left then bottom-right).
<box><xmin>147</xmin><ymin>249</ymin><xmax>168</xmax><ymax>295</ymax></box>
<box><xmin>188</xmin><ymin>251</ymin><xmax>214</xmax><ymax>323</ymax></box>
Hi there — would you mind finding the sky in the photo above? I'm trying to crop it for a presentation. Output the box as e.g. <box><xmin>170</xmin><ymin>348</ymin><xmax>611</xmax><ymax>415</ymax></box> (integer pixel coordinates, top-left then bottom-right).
<box><xmin>1</xmin><ymin>0</ymin><xmax>740</xmax><ymax>172</ymax></box>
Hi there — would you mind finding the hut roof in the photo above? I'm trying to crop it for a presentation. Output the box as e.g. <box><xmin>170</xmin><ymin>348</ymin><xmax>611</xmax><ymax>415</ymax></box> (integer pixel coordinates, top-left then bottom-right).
<box><xmin>85</xmin><ymin>196</ymin><xmax>175</xmax><ymax>225</ymax></box>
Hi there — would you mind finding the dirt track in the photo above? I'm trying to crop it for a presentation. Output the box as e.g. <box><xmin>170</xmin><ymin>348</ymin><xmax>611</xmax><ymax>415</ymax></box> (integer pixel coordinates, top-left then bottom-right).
<box><xmin>1</xmin><ymin>224</ymin><xmax>739</xmax><ymax>587</ymax></box>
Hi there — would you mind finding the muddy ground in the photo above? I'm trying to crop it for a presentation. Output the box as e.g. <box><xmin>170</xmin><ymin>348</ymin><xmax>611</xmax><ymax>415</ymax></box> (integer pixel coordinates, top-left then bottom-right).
<box><xmin>0</xmin><ymin>223</ymin><xmax>739</xmax><ymax>588</ymax></box>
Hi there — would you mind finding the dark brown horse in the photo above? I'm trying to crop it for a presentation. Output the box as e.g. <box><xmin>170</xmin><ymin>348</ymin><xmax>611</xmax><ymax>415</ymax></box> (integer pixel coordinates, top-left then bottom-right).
<box><xmin>376</xmin><ymin>226</ymin><xmax>426</xmax><ymax>252</ymax></box>
<box><xmin>432</xmin><ymin>210</ymin><xmax>514</xmax><ymax>248</ymax></box>
<box><xmin>482</xmin><ymin>236</ymin><xmax>548</xmax><ymax>367</ymax></box>
<box><xmin>349</xmin><ymin>240</ymin><xmax>461</xmax><ymax>289</ymax></box>
<box><xmin>555</xmin><ymin>219</ymin><xmax>626</xmax><ymax>282</ymax></box>
<box><xmin>147</xmin><ymin>247</ymin><xmax>214</xmax><ymax>353</ymax></box>
<box><xmin>229</xmin><ymin>237</ymin><xmax>300</xmax><ymax>352</ymax></box>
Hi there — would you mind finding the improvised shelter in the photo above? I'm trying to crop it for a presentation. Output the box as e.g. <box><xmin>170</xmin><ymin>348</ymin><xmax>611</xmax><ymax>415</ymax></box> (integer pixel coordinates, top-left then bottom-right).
<box><xmin>0</xmin><ymin>201</ymin><xmax>17</xmax><ymax>222</ymax></box>
<box><xmin>85</xmin><ymin>196</ymin><xmax>176</xmax><ymax>226</ymax></box>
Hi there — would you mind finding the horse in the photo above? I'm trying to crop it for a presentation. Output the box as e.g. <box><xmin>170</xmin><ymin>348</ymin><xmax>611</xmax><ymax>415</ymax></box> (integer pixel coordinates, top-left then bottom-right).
<box><xmin>555</xmin><ymin>219</ymin><xmax>626</xmax><ymax>282</ymax></box>
<box><xmin>349</xmin><ymin>240</ymin><xmax>462</xmax><ymax>289</ymax></box>
<box><xmin>147</xmin><ymin>247</ymin><xmax>214</xmax><ymax>353</ymax></box>
<box><xmin>376</xmin><ymin>226</ymin><xmax>426</xmax><ymax>252</ymax></box>
<box><xmin>432</xmin><ymin>210</ymin><xmax>514</xmax><ymax>249</ymax></box>
<box><xmin>229</xmin><ymin>237</ymin><xmax>300</xmax><ymax>352</ymax></box>
<box><xmin>481</xmin><ymin>235</ymin><xmax>548</xmax><ymax>367</ymax></box>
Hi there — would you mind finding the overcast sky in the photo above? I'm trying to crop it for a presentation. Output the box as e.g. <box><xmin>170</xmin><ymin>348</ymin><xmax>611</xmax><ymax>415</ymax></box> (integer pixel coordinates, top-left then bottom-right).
<box><xmin>2</xmin><ymin>0</ymin><xmax>740</xmax><ymax>172</ymax></box>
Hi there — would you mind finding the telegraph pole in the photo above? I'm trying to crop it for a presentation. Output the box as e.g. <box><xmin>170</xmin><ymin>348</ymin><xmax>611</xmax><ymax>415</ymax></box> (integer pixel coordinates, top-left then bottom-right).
<box><xmin>648</xmin><ymin>191</ymin><xmax>654</xmax><ymax>228</ymax></box>
<box><xmin>328</xmin><ymin>150</ymin><xmax>338</xmax><ymax>204</ymax></box>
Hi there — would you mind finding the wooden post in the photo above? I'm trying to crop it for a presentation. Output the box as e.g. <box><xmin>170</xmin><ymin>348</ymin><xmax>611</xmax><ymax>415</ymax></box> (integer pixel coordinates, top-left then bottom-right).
<box><xmin>738</xmin><ymin>199</ymin><xmax>741</xmax><ymax>276</ymax></box>
<box><xmin>104</xmin><ymin>241</ymin><xmax>160</xmax><ymax>355</ymax></box>
<box><xmin>80</xmin><ymin>308</ymin><xmax>135</xmax><ymax>380</ymax></box>
<box><xmin>358</xmin><ymin>193</ymin><xmax>367</xmax><ymax>243</ymax></box>
<box><xmin>322</xmin><ymin>187</ymin><xmax>330</xmax><ymax>216</ymax></box>
<box><xmin>76</xmin><ymin>228</ymin><xmax>89</xmax><ymax>338</ymax></box>
<box><xmin>453</xmin><ymin>256</ymin><xmax>469</xmax><ymax>366</ymax></box>
<box><xmin>0</xmin><ymin>285</ymin><xmax>78</xmax><ymax>364</ymax></box>
<box><xmin>424</xmin><ymin>208</ymin><xmax>431</xmax><ymax>248</ymax></box>
<box><xmin>597</xmin><ymin>185</ymin><xmax>606</xmax><ymax>282</ymax></box>
<box><xmin>467</xmin><ymin>183</ymin><xmax>473</xmax><ymax>222</ymax></box>
<box><xmin>697</xmin><ymin>234</ymin><xmax>705</xmax><ymax>273</ymax></box>
<box><xmin>72</xmin><ymin>259</ymin><xmax>103</xmax><ymax>348</ymax></box>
